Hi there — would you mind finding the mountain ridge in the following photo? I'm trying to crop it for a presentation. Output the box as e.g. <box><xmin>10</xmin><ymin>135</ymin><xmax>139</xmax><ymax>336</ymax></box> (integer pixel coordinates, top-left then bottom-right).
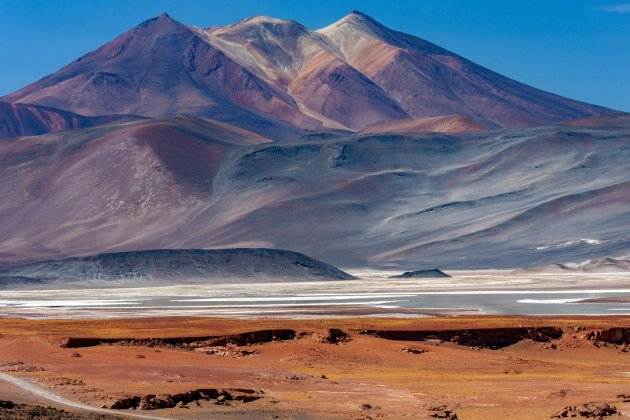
<box><xmin>3</xmin><ymin>11</ymin><xmax>615</xmax><ymax>136</ymax></box>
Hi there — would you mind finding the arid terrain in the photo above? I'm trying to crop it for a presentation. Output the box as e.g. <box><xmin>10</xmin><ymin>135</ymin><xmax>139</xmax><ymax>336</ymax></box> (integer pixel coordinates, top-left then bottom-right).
<box><xmin>1</xmin><ymin>6</ymin><xmax>629</xmax><ymax>420</ymax></box>
<box><xmin>0</xmin><ymin>316</ymin><xmax>629</xmax><ymax>419</ymax></box>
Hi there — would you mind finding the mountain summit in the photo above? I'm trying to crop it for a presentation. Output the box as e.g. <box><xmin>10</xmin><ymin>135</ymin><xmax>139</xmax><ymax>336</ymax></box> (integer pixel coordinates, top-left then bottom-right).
<box><xmin>3</xmin><ymin>11</ymin><xmax>614</xmax><ymax>136</ymax></box>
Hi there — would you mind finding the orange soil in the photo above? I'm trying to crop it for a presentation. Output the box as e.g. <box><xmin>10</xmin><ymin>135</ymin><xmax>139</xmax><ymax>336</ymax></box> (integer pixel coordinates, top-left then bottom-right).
<box><xmin>1</xmin><ymin>316</ymin><xmax>629</xmax><ymax>419</ymax></box>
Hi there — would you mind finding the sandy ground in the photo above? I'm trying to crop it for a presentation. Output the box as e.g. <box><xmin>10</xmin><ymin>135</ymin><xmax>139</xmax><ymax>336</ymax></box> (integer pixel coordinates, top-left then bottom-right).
<box><xmin>0</xmin><ymin>316</ymin><xmax>629</xmax><ymax>419</ymax></box>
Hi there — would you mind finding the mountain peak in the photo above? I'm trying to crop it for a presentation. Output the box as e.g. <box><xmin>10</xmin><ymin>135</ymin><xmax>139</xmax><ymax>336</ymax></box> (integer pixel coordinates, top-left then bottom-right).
<box><xmin>137</xmin><ymin>12</ymin><xmax>183</xmax><ymax>31</ymax></box>
<box><xmin>339</xmin><ymin>10</ymin><xmax>385</xmax><ymax>29</ymax></box>
<box><xmin>317</xmin><ymin>10</ymin><xmax>393</xmax><ymax>43</ymax></box>
<box><xmin>213</xmin><ymin>14</ymin><xmax>308</xmax><ymax>38</ymax></box>
<box><xmin>346</xmin><ymin>10</ymin><xmax>378</xmax><ymax>23</ymax></box>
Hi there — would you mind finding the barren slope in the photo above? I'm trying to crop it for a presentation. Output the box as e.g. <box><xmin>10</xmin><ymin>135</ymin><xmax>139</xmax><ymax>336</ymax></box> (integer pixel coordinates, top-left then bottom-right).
<box><xmin>2</xmin><ymin>118</ymin><xmax>630</xmax><ymax>268</ymax></box>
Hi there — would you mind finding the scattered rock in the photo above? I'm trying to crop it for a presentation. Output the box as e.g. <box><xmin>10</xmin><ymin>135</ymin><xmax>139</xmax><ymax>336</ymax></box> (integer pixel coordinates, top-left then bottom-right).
<box><xmin>135</xmin><ymin>354</ymin><xmax>146</xmax><ymax>359</ymax></box>
<box><xmin>551</xmin><ymin>401</ymin><xmax>618</xmax><ymax>418</ymax></box>
<box><xmin>429</xmin><ymin>405</ymin><xmax>458</xmax><ymax>419</ymax></box>
<box><xmin>198</xmin><ymin>345</ymin><xmax>258</xmax><ymax>358</ymax></box>
<box><xmin>361</xmin><ymin>403</ymin><xmax>372</xmax><ymax>410</ymax></box>
<box><xmin>401</xmin><ymin>347</ymin><xmax>427</xmax><ymax>354</ymax></box>
<box><xmin>50</xmin><ymin>377</ymin><xmax>86</xmax><ymax>386</ymax></box>
<box><xmin>617</xmin><ymin>394</ymin><xmax>630</xmax><ymax>402</ymax></box>
<box><xmin>70</xmin><ymin>352</ymin><xmax>81</xmax><ymax>358</ymax></box>
<box><xmin>0</xmin><ymin>361</ymin><xmax>46</xmax><ymax>372</ymax></box>
<box><xmin>0</xmin><ymin>401</ymin><xmax>117</xmax><ymax>419</ymax></box>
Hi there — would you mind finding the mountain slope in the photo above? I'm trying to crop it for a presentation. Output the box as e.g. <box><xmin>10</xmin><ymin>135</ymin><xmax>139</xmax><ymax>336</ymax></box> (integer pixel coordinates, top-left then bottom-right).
<box><xmin>1</xmin><ymin>118</ymin><xmax>630</xmax><ymax>268</ymax></box>
<box><xmin>317</xmin><ymin>11</ymin><xmax>612</xmax><ymax>128</ymax></box>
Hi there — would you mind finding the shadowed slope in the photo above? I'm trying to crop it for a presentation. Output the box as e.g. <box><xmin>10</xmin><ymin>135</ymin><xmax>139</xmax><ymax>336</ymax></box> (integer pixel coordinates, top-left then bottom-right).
<box><xmin>0</xmin><ymin>116</ymin><xmax>268</xmax><ymax>263</ymax></box>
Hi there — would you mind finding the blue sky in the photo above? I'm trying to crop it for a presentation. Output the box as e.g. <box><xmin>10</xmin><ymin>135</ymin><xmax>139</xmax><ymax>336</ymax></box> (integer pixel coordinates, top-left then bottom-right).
<box><xmin>1</xmin><ymin>0</ymin><xmax>629</xmax><ymax>111</ymax></box>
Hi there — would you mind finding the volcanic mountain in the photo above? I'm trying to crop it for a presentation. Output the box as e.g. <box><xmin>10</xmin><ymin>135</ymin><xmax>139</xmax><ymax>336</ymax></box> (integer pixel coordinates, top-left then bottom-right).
<box><xmin>3</xmin><ymin>12</ymin><xmax>613</xmax><ymax>136</ymax></box>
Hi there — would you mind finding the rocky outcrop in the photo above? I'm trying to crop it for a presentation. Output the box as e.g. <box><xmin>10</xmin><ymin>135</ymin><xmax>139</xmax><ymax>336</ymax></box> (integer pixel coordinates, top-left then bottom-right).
<box><xmin>61</xmin><ymin>329</ymin><xmax>296</xmax><ymax>349</ymax></box>
<box><xmin>550</xmin><ymin>401</ymin><xmax>618</xmax><ymax>418</ymax></box>
<box><xmin>361</xmin><ymin>327</ymin><xmax>563</xmax><ymax>349</ymax></box>
<box><xmin>389</xmin><ymin>269</ymin><xmax>451</xmax><ymax>279</ymax></box>
<box><xmin>320</xmin><ymin>328</ymin><xmax>351</xmax><ymax>344</ymax></box>
<box><xmin>429</xmin><ymin>405</ymin><xmax>458</xmax><ymax>419</ymax></box>
<box><xmin>109</xmin><ymin>388</ymin><xmax>262</xmax><ymax>410</ymax></box>
<box><xmin>586</xmin><ymin>328</ymin><xmax>630</xmax><ymax>345</ymax></box>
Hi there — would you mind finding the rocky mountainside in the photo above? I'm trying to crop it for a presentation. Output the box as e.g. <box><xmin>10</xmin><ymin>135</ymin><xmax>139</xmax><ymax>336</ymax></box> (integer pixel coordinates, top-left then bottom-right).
<box><xmin>3</xmin><ymin>12</ymin><xmax>613</xmax><ymax>136</ymax></box>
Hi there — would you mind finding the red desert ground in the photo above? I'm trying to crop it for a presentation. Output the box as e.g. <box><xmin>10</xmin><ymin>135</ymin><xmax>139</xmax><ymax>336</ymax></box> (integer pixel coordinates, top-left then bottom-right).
<box><xmin>1</xmin><ymin>9</ymin><xmax>630</xmax><ymax>420</ymax></box>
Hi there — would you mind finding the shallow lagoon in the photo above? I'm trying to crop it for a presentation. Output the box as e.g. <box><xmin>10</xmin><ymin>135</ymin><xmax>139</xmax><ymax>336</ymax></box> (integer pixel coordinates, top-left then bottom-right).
<box><xmin>1</xmin><ymin>270</ymin><xmax>630</xmax><ymax>318</ymax></box>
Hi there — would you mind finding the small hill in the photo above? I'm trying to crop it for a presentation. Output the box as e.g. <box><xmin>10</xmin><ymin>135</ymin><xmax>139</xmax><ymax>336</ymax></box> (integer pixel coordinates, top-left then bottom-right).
<box><xmin>389</xmin><ymin>269</ymin><xmax>451</xmax><ymax>279</ymax></box>
<box><xmin>0</xmin><ymin>248</ymin><xmax>355</xmax><ymax>288</ymax></box>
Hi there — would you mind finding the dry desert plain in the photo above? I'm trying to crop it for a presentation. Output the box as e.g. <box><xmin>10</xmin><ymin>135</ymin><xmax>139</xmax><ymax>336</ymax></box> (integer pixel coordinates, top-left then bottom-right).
<box><xmin>0</xmin><ymin>316</ymin><xmax>629</xmax><ymax>419</ymax></box>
